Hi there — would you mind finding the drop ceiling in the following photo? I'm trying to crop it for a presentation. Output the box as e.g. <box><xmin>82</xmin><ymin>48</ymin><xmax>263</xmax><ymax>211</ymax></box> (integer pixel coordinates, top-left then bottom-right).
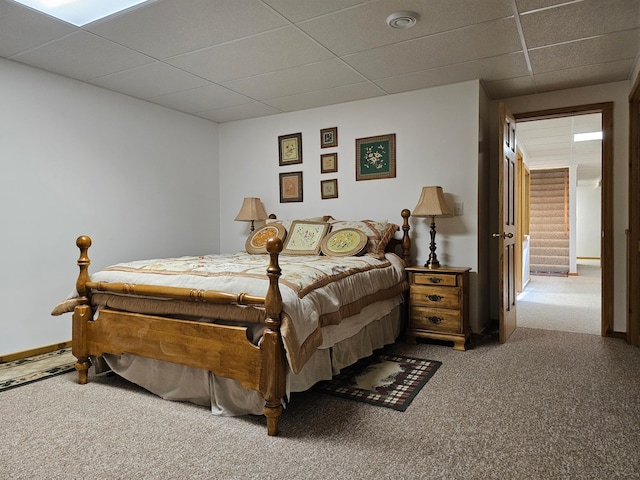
<box><xmin>516</xmin><ymin>113</ymin><xmax>603</xmax><ymax>184</ymax></box>
<box><xmin>1</xmin><ymin>0</ymin><xmax>638</xmax><ymax>125</ymax></box>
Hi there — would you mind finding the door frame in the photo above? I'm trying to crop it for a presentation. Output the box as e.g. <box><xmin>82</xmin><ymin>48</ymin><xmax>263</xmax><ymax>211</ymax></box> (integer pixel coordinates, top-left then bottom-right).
<box><xmin>629</xmin><ymin>75</ymin><xmax>640</xmax><ymax>346</ymax></box>
<box><xmin>514</xmin><ymin>103</ymin><xmax>614</xmax><ymax>337</ymax></box>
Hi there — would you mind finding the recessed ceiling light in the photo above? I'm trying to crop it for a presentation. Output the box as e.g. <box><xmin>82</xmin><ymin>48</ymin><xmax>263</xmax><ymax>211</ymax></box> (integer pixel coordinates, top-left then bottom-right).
<box><xmin>386</xmin><ymin>11</ymin><xmax>419</xmax><ymax>29</ymax></box>
<box><xmin>11</xmin><ymin>0</ymin><xmax>155</xmax><ymax>26</ymax></box>
<box><xmin>574</xmin><ymin>131</ymin><xmax>603</xmax><ymax>142</ymax></box>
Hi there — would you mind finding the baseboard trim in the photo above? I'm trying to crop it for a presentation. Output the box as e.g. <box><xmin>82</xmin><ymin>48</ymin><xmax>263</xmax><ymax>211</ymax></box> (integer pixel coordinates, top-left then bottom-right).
<box><xmin>610</xmin><ymin>331</ymin><xmax>626</xmax><ymax>341</ymax></box>
<box><xmin>0</xmin><ymin>341</ymin><xmax>72</xmax><ymax>363</ymax></box>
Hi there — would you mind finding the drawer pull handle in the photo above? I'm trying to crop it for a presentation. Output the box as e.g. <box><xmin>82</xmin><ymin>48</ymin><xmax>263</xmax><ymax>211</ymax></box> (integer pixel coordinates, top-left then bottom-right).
<box><xmin>428</xmin><ymin>277</ymin><xmax>442</xmax><ymax>284</ymax></box>
<box><xmin>426</xmin><ymin>294</ymin><xmax>443</xmax><ymax>302</ymax></box>
<box><xmin>427</xmin><ymin>316</ymin><xmax>443</xmax><ymax>324</ymax></box>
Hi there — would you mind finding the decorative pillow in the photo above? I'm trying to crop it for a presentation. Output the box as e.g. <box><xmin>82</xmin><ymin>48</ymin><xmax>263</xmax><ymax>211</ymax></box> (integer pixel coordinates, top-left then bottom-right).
<box><xmin>320</xmin><ymin>228</ymin><xmax>368</xmax><ymax>257</ymax></box>
<box><xmin>282</xmin><ymin>221</ymin><xmax>330</xmax><ymax>255</ymax></box>
<box><xmin>325</xmin><ymin>218</ymin><xmax>399</xmax><ymax>259</ymax></box>
<box><xmin>245</xmin><ymin>222</ymin><xmax>287</xmax><ymax>254</ymax></box>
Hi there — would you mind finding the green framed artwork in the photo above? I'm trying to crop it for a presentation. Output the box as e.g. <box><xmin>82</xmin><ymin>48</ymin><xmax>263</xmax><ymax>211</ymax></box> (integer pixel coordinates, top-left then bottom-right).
<box><xmin>355</xmin><ymin>133</ymin><xmax>396</xmax><ymax>181</ymax></box>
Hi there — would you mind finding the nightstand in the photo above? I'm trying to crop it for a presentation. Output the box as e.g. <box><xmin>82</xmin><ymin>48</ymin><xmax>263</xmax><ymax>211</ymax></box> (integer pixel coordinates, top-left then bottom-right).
<box><xmin>405</xmin><ymin>266</ymin><xmax>471</xmax><ymax>351</ymax></box>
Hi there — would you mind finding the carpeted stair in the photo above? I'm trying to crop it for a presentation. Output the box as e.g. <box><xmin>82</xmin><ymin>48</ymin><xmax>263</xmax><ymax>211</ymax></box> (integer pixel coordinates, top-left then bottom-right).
<box><xmin>529</xmin><ymin>168</ymin><xmax>569</xmax><ymax>276</ymax></box>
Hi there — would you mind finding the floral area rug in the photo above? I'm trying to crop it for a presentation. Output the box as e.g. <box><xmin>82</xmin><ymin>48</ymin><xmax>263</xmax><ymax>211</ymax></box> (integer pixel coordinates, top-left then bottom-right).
<box><xmin>0</xmin><ymin>348</ymin><xmax>75</xmax><ymax>393</ymax></box>
<box><xmin>313</xmin><ymin>353</ymin><xmax>441</xmax><ymax>411</ymax></box>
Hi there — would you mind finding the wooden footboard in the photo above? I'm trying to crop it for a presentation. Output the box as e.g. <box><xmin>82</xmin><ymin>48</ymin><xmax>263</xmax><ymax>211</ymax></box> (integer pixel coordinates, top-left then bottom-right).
<box><xmin>71</xmin><ymin>236</ymin><xmax>286</xmax><ymax>436</ymax></box>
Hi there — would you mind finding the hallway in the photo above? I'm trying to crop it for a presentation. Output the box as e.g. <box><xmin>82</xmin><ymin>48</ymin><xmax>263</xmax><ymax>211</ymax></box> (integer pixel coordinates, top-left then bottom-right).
<box><xmin>516</xmin><ymin>261</ymin><xmax>601</xmax><ymax>335</ymax></box>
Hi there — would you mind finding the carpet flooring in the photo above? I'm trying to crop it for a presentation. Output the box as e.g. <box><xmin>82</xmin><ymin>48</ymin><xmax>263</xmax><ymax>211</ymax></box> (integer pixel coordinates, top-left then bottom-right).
<box><xmin>313</xmin><ymin>353</ymin><xmax>441</xmax><ymax>411</ymax></box>
<box><xmin>0</xmin><ymin>348</ymin><xmax>75</xmax><ymax>392</ymax></box>
<box><xmin>1</xmin><ymin>328</ymin><xmax>638</xmax><ymax>479</ymax></box>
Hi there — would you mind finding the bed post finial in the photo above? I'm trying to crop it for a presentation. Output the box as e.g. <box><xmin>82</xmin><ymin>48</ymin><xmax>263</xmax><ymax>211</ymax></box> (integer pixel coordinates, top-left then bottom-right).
<box><xmin>263</xmin><ymin>237</ymin><xmax>285</xmax><ymax>436</ymax></box>
<box><xmin>401</xmin><ymin>209</ymin><xmax>411</xmax><ymax>265</ymax></box>
<box><xmin>76</xmin><ymin>235</ymin><xmax>92</xmax><ymax>299</ymax></box>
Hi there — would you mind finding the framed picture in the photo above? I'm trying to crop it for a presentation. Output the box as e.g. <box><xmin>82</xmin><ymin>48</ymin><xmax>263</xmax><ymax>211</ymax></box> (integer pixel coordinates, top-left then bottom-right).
<box><xmin>355</xmin><ymin>133</ymin><xmax>396</xmax><ymax>181</ymax></box>
<box><xmin>321</xmin><ymin>179</ymin><xmax>338</xmax><ymax>199</ymax></box>
<box><xmin>320</xmin><ymin>127</ymin><xmax>338</xmax><ymax>148</ymax></box>
<box><xmin>278</xmin><ymin>132</ymin><xmax>302</xmax><ymax>166</ymax></box>
<box><xmin>320</xmin><ymin>152</ymin><xmax>338</xmax><ymax>173</ymax></box>
<box><xmin>279</xmin><ymin>171</ymin><xmax>303</xmax><ymax>203</ymax></box>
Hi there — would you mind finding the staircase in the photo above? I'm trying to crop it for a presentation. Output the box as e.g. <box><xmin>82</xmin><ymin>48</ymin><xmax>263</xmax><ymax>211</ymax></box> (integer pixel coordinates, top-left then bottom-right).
<box><xmin>529</xmin><ymin>168</ymin><xmax>570</xmax><ymax>276</ymax></box>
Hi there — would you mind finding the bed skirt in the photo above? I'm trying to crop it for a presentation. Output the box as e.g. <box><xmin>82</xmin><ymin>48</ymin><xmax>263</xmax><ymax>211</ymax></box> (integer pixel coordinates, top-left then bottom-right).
<box><xmin>101</xmin><ymin>298</ymin><xmax>403</xmax><ymax>416</ymax></box>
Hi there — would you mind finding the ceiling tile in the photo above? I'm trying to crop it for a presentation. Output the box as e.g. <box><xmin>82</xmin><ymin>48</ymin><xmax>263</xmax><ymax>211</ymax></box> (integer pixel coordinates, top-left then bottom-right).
<box><xmin>11</xmin><ymin>31</ymin><xmax>154</xmax><ymax>81</ymax></box>
<box><xmin>223</xmin><ymin>58</ymin><xmax>366</xmax><ymax>100</ymax></box>
<box><xmin>166</xmin><ymin>27</ymin><xmax>334</xmax><ymax>83</ymax></box>
<box><xmin>482</xmin><ymin>76</ymin><xmax>536</xmax><ymax>99</ymax></box>
<box><xmin>195</xmin><ymin>102</ymin><xmax>281</xmax><ymax>123</ymax></box>
<box><xmin>263</xmin><ymin>82</ymin><xmax>384</xmax><ymax>112</ymax></box>
<box><xmin>298</xmin><ymin>0</ymin><xmax>513</xmax><ymax>56</ymax></box>
<box><xmin>262</xmin><ymin>0</ymin><xmax>366</xmax><ymax>23</ymax></box>
<box><xmin>533</xmin><ymin>59</ymin><xmax>635</xmax><ymax>94</ymax></box>
<box><xmin>530</xmin><ymin>30</ymin><xmax>639</xmax><ymax>74</ymax></box>
<box><xmin>515</xmin><ymin>0</ymin><xmax>572</xmax><ymax>13</ymax></box>
<box><xmin>343</xmin><ymin>17</ymin><xmax>522</xmax><ymax>79</ymax></box>
<box><xmin>147</xmin><ymin>84</ymin><xmax>254</xmax><ymax>113</ymax></box>
<box><xmin>87</xmin><ymin>0</ymin><xmax>288</xmax><ymax>59</ymax></box>
<box><xmin>376</xmin><ymin>52</ymin><xmax>529</xmax><ymax>94</ymax></box>
<box><xmin>520</xmin><ymin>0</ymin><xmax>640</xmax><ymax>48</ymax></box>
<box><xmin>0</xmin><ymin>0</ymin><xmax>76</xmax><ymax>57</ymax></box>
<box><xmin>89</xmin><ymin>62</ymin><xmax>210</xmax><ymax>99</ymax></box>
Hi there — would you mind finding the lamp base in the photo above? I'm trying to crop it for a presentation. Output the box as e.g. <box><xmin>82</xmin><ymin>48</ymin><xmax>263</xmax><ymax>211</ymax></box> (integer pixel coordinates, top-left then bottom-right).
<box><xmin>424</xmin><ymin>259</ymin><xmax>441</xmax><ymax>269</ymax></box>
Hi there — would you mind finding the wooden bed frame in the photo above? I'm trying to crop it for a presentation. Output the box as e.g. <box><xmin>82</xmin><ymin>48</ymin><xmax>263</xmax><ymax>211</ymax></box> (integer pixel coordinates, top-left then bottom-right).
<box><xmin>70</xmin><ymin>209</ymin><xmax>411</xmax><ymax>436</ymax></box>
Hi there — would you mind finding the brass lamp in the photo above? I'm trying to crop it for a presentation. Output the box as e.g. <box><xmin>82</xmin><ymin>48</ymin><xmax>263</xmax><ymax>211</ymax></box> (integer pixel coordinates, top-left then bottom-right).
<box><xmin>412</xmin><ymin>186</ymin><xmax>452</xmax><ymax>268</ymax></box>
<box><xmin>234</xmin><ymin>197</ymin><xmax>267</xmax><ymax>232</ymax></box>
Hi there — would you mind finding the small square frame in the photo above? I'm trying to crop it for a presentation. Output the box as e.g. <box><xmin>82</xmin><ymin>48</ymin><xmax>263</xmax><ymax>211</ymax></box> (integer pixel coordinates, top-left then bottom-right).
<box><xmin>320</xmin><ymin>152</ymin><xmax>338</xmax><ymax>173</ymax></box>
<box><xmin>278</xmin><ymin>132</ymin><xmax>302</xmax><ymax>166</ymax></box>
<box><xmin>320</xmin><ymin>127</ymin><xmax>338</xmax><ymax>148</ymax></box>
<box><xmin>321</xmin><ymin>179</ymin><xmax>338</xmax><ymax>199</ymax></box>
<box><xmin>279</xmin><ymin>171</ymin><xmax>303</xmax><ymax>203</ymax></box>
<box><xmin>355</xmin><ymin>133</ymin><xmax>396</xmax><ymax>181</ymax></box>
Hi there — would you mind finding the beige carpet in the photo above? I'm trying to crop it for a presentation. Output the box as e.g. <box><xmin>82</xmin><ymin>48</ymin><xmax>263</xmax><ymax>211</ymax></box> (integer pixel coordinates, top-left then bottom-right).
<box><xmin>517</xmin><ymin>263</ymin><xmax>601</xmax><ymax>335</ymax></box>
<box><xmin>1</xmin><ymin>328</ymin><xmax>638</xmax><ymax>479</ymax></box>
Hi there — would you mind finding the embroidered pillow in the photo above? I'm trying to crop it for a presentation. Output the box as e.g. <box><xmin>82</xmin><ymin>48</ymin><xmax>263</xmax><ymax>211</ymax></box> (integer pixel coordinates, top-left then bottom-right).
<box><xmin>325</xmin><ymin>218</ymin><xmax>399</xmax><ymax>259</ymax></box>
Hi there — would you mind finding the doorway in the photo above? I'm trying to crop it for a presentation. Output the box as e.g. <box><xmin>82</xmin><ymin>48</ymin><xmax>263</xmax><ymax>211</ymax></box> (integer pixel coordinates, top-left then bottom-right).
<box><xmin>513</xmin><ymin>104</ymin><xmax>613</xmax><ymax>337</ymax></box>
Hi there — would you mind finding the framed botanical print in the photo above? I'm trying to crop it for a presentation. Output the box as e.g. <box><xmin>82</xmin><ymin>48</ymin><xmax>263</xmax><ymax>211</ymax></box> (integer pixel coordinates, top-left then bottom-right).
<box><xmin>321</xmin><ymin>178</ymin><xmax>338</xmax><ymax>199</ymax></box>
<box><xmin>320</xmin><ymin>152</ymin><xmax>338</xmax><ymax>173</ymax></box>
<box><xmin>279</xmin><ymin>171</ymin><xmax>303</xmax><ymax>203</ymax></box>
<box><xmin>320</xmin><ymin>127</ymin><xmax>338</xmax><ymax>148</ymax></box>
<box><xmin>278</xmin><ymin>132</ymin><xmax>302</xmax><ymax>166</ymax></box>
<box><xmin>355</xmin><ymin>133</ymin><xmax>396</xmax><ymax>181</ymax></box>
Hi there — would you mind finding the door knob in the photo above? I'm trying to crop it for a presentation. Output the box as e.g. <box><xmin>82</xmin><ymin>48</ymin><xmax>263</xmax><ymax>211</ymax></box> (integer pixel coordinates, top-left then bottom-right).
<box><xmin>492</xmin><ymin>232</ymin><xmax>514</xmax><ymax>239</ymax></box>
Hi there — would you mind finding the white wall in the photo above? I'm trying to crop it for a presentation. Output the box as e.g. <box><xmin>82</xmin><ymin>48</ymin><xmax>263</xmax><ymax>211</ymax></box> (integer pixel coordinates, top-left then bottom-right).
<box><xmin>0</xmin><ymin>59</ymin><xmax>220</xmax><ymax>356</ymax></box>
<box><xmin>491</xmin><ymin>81</ymin><xmax>631</xmax><ymax>332</ymax></box>
<box><xmin>577</xmin><ymin>184</ymin><xmax>602</xmax><ymax>258</ymax></box>
<box><xmin>219</xmin><ymin>81</ymin><xmax>484</xmax><ymax>331</ymax></box>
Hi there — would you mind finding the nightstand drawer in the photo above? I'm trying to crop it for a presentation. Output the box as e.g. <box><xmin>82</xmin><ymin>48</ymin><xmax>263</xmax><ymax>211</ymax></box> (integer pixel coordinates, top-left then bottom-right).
<box><xmin>413</xmin><ymin>273</ymin><xmax>458</xmax><ymax>287</ymax></box>
<box><xmin>410</xmin><ymin>285</ymin><xmax>461</xmax><ymax>309</ymax></box>
<box><xmin>410</xmin><ymin>306</ymin><xmax>462</xmax><ymax>334</ymax></box>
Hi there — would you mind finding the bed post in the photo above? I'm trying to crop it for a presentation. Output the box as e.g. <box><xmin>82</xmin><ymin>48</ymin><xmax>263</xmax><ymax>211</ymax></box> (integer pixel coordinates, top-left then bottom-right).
<box><xmin>401</xmin><ymin>208</ymin><xmax>411</xmax><ymax>265</ymax></box>
<box><xmin>262</xmin><ymin>237</ymin><xmax>286</xmax><ymax>436</ymax></box>
<box><xmin>72</xmin><ymin>235</ymin><xmax>92</xmax><ymax>384</ymax></box>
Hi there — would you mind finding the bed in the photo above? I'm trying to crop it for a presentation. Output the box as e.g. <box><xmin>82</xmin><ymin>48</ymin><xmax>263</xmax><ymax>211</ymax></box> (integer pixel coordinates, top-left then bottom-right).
<box><xmin>52</xmin><ymin>209</ymin><xmax>412</xmax><ymax>436</ymax></box>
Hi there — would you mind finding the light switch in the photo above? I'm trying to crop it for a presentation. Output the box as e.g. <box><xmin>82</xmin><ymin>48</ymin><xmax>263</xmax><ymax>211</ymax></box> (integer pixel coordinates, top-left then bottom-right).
<box><xmin>455</xmin><ymin>202</ymin><xmax>464</xmax><ymax>216</ymax></box>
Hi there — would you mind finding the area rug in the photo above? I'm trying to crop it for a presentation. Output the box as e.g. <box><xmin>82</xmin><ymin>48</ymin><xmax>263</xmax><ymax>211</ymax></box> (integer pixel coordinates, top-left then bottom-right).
<box><xmin>0</xmin><ymin>348</ymin><xmax>75</xmax><ymax>393</ymax></box>
<box><xmin>313</xmin><ymin>353</ymin><xmax>441</xmax><ymax>411</ymax></box>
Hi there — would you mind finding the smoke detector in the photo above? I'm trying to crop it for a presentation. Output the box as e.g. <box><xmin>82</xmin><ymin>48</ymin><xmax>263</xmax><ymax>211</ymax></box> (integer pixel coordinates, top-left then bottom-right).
<box><xmin>386</xmin><ymin>11</ymin><xmax>419</xmax><ymax>29</ymax></box>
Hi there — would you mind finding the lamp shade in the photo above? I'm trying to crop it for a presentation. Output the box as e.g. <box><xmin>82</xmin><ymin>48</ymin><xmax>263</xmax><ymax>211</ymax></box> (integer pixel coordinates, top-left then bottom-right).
<box><xmin>234</xmin><ymin>197</ymin><xmax>267</xmax><ymax>222</ymax></box>
<box><xmin>412</xmin><ymin>186</ymin><xmax>452</xmax><ymax>218</ymax></box>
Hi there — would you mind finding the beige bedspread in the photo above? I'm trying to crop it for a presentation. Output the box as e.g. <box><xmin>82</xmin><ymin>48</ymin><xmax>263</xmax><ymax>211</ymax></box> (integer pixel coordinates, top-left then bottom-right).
<box><xmin>54</xmin><ymin>252</ymin><xmax>408</xmax><ymax>373</ymax></box>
